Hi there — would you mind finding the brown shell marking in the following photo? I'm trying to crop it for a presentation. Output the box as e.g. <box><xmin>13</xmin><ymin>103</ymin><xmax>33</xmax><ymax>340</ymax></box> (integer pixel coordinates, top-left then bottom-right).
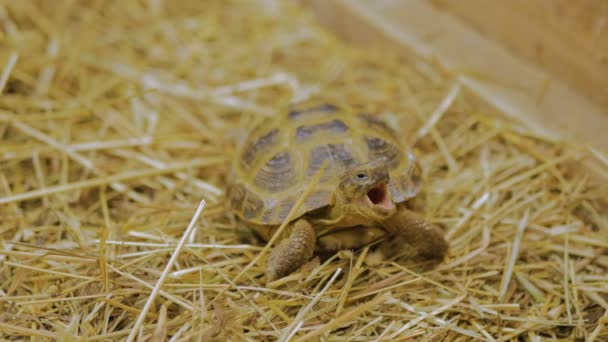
<box><xmin>228</xmin><ymin>183</ymin><xmax>264</xmax><ymax>220</ymax></box>
<box><xmin>295</xmin><ymin>119</ymin><xmax>348</xmax><ymax>142</ymax></box>
<box><xmin>390</xmin><ymin>155</ymin><xmax>422</xmax><ymax>201</ymax></box>
<box><xmin>287</xmin><ymin>103</ymin><xmax>338</xmax><ymax>121</ymax></box>
<box><xmin>364</xmin><ymin>136</ymin><xmax>402</xmax><ymax>168</ymax></box>
<box><xmin>240</xmin><ymin>127</ymin><xmax>280</xmax><ymax>168</ymax></box>
<box><xmin>306</xmin><ymin>143</ymin><xmax>357</xmax><ymax>177</ymax></box>
<box><xmin>276</xmin><ymin>197</ymin><xmax>296</xmax><ymax>222</ymax></box>
<box><xmin>356</xmin><ymin>113</ymin><xmax>400</xmax><ymax>141</ymax></box>
<box><xmin>253</xmin><ymin>150</ymin><xmax>297</xmax><ymax>192</ymax></box>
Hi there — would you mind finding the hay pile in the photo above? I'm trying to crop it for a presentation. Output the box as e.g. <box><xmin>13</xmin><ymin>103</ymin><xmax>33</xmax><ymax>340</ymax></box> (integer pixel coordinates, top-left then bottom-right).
<box><xmin>0</xmin><ymin>1</ymin><xmax>606</xmax><ymax>340</ymax></box>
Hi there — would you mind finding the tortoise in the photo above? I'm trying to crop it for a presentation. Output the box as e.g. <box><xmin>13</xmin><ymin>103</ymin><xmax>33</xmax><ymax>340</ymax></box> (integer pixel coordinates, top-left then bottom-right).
<box><xmin>227</xmin><ymin>104</ymin><xmax>448</xmax><ymax>281</ymax></box>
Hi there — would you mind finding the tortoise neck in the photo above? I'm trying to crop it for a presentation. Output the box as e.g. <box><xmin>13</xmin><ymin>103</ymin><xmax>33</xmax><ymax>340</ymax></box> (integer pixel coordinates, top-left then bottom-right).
<box><xmin>325</xmin><ymin>195</ymin><xmax>386</xmax><ymax>228</ymax></box>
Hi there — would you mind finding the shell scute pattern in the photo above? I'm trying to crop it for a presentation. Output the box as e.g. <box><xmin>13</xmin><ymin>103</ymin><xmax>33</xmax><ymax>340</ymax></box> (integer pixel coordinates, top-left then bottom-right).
<box><xmin>364</xmin><ymin>136</ymin><xmax>402</xmax><ymax>168</ymax></box>
<box><xmin>306</xmin><ymin>143</ymin><xmax>357</xmax><ymax>177</ymax></box>
<box><xmin>295</xmin><ymin>119</ymin><xmax>349</xmax><ymax>142</ymax></box>
<box><xmin>287</xmin><ymin>103</ymin><xmax>338</xmax><ymax>121</ymax></box>
<box><xmin>276</xmin><ymin>197</ymin><xmax>296</xmax><ymax>223</ymax></box>
<box><xmin>240</xmin><ymin>127</ymin><xmax>280</xmax><ymax>168</ymax></box>
<box><xmin>253</xmin><ymin>150</ymin><xmax>297</xmax><ymax>192</ymax></box>
<box><xmin>227</xmin><ymin>183</ymin><xmax>264</xmax><ymax>220</ymax></box>
<box><xmin>229</xmin><ymin>105</ymin><xmax>421</xmax><ymax>225</ymax></box>
<box><xmin>356</xmin><ymin>113</ymin><xmax>400</xmax><ymax>141</ymax></box>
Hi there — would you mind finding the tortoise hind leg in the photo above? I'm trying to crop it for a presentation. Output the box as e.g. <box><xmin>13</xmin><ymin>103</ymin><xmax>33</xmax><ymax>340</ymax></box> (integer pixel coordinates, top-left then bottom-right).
<box><xmin>266</xmin><ymin>219</ymin><xmax>316</xmax><ymax>281</ymax></box>
<box><xmin>382</xmin><ymin>207</ymin><xmax>448</xmax><ymax>259</ymax></box>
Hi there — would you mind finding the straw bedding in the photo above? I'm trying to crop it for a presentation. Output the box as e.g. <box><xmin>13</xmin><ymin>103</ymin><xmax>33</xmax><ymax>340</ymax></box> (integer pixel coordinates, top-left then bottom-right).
<box><xmin>0</xmin><ymin>1</ymin><xmax>606</xmax><ymax>340</ymax></box>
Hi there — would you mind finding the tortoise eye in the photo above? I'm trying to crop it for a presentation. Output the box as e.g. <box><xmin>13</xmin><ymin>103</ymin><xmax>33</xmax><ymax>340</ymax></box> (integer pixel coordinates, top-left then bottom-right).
<box><xmin>354</xmin><ymin>172</ymin><xmax>368</xmax><ymax>182</ymax></box>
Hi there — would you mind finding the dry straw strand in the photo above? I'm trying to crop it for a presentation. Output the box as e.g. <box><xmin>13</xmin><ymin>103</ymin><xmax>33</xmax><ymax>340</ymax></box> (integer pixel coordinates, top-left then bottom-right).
<box><xmin>126</xmin><ymin>199</ymin><xmax>206</xmax><ymax>341</ymax></box>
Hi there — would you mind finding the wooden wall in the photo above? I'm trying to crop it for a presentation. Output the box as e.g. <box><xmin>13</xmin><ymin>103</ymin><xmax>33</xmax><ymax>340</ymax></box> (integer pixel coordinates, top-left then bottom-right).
<box><xmin>431</xmin><ymin>0</ymin><xmax>608</xmax><ymax>112</ymax></box>
<box><xmin>302</xmin><ymin>0</ymin><xmax>608</xmax><ymax>152</ymax></box>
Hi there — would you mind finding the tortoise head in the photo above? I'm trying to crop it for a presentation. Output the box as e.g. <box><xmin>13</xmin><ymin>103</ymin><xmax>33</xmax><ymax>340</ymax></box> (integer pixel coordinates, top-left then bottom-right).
<box><xmin>336</xmin><ymin>161</ymin><xmax>396</xmax><ymax>222</ymax></box>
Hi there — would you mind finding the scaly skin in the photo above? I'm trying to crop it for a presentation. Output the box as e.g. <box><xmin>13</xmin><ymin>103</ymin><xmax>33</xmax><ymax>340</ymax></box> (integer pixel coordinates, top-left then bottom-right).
<box><xmin>266</xmin><ymin>219</ymin><xmax>316</xmax><ymax>281</ymax></box>
<box><xmin>382</xmin><ymin>207</ymin><xmax>448</xmax><ymax>259</ymax></box>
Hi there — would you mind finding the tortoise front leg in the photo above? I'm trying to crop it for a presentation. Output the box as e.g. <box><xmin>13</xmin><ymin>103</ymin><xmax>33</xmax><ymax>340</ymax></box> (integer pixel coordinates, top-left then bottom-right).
<box><xmin>266</xmin><ymin>219</ymin><xmax>316</xmax><ymax>281</ymax></box>
<box><xmin>382</xmin><ymin>207</ymin><xmax>448</xmax><ymax>259</ymax></box>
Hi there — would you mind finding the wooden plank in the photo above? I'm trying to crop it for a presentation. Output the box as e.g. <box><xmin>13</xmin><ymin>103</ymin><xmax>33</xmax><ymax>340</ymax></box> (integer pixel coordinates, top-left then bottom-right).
<box><xmin>302</xmin><ymin>0</ymin><xmax>608</xmax><ymax>152</ymax></box>
<box><xmin>431</xmin><ymin>0</ymin><xmax>608</xmax><ymax>112</ymax></box>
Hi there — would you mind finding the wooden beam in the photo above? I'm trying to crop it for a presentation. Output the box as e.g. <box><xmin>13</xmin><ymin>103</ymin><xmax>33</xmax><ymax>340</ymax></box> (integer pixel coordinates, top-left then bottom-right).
<box><xmin>302</xmin><ymin>0</ymin><xmax>608</xmax><ymax>152</ymax></box>
<box><xmin>431</xmin><ymin>0</ymin><xmax>608</xmax><ymax>111</ymax></box>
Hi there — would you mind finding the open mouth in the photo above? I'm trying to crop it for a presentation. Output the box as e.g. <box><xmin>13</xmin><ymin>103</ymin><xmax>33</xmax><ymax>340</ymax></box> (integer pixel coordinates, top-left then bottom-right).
<box><xmin>366</xmin><ymin>183</ymin><xmax>394</xmax><ymax>210</ymax></box>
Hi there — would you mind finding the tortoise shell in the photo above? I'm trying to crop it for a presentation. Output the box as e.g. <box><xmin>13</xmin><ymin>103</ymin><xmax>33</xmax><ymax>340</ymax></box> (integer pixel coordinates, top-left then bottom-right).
<box><xmin>227</xmin><ymin>104</ymin><xmax>422</xmax><ymax>227</ymax></box>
